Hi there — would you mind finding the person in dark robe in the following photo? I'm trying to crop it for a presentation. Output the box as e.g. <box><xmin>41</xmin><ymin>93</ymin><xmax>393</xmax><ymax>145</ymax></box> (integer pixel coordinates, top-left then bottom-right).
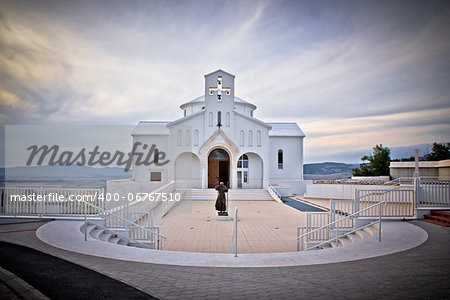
<box><xmin>215</xmin><ymin>182</ymin><xmax>228</xmax><ymax>213</ymax></box>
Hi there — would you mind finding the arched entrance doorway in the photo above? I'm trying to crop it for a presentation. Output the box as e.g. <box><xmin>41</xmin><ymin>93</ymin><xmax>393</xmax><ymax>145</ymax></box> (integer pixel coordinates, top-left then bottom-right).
<box><xmin>208</xmin><ymin>149</ymin><xmax>230</xmax><ymax>188</ymax></box>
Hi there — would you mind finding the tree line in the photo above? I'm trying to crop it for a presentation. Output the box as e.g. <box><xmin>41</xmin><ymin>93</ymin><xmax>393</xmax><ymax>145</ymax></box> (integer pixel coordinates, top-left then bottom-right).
<box><xmin>352</xmin><ymin>142</ymin><xmax>450</xmax><ymax>176</ymax></box>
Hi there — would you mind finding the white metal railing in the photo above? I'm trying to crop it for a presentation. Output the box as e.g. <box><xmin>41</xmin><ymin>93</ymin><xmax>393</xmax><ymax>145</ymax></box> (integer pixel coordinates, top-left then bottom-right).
<box><xmin>161</xmin><ymin>188</ymin><xmax>185</xmax><ymax>217</ymax></box>
<box><xmin>306</xmin><ymin>211</ymin><xmax>330</xmax><ymax>241</ymax></box>
<box><xmin>267</xmin><ymin>185</ymin><xmax>282</xmax><ymax>203</ymax></box>
<box><xmin>231</xmin><ymin>207</ymin><xmax>238</xmax><ymax>257</ymax></box>
<box><xmin>355</xmin><ymin>188</ymin><xmax>415</xmax><ymax>218</ymax></box>
<box><xmin>330</xmin><ymin>200</ymin><xmax>355</xmax><ymax>230</ymax></box>
<box><xmin>81</xmin><ymin>199</ymin><xmax>166</xmax><ymax>250</ymax></box>
<box><xmin>126</xmin><ymin>180</ymin><xmax>176</xmax><ymax>213</ymax></box>
<box><xmin>0</xmin><ymin>187</ymin><xmax>104</xmax><ymax>217</ymax></box>
<box><xmin>303</xmin><ymin>199</ymin><xmax>355</xmax><ymax>243</ymax></box>
<box><xmin>417</xmin><ymin>179</ymin><xmax>450</xmax><ymax>208</ymax></box>
<box><xmin>297</xmin><ymin>200</ymin><xmax>386</xmax><ymax>251</ymax></box>
<box><xmin>383</xmin><ymin>177</ymin><xmax>414</xmax><ymax>186</ymax></box>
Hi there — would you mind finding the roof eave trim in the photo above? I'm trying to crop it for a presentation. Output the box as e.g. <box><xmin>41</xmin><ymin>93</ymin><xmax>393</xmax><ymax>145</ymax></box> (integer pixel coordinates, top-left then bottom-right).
<box><xmin>233</xmin><ymin>110</ymin><xmax>271</xmax><ymax>129</ymax></box>
<box><xmin>167</xmin><ymin>109</ymin><xmax>205</xmax><ymax>127</ymax></box>
<box><xmin>204</xmin><ymin>69</ymin><xmax>235</xmax><ymax>78</ymax></box>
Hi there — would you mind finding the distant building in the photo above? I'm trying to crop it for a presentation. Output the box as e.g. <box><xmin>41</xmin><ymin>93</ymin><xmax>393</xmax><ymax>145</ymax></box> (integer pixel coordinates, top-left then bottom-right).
<box><xmin>390</xmin><ymin>160</ymin><xmax>450</xmax><ymax>179</ymax></box>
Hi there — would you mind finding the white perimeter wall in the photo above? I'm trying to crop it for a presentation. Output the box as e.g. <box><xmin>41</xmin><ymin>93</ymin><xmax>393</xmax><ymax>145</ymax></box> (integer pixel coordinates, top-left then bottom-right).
<box><xmin>305</xmin><ymin>184</ymin><xmax>389</xmax><ymax>200</ymax></box>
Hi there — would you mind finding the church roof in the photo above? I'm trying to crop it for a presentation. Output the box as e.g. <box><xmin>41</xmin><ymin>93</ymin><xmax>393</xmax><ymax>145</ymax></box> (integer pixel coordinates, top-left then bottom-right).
<box><xmin>167</xmin><ymin>109</ymin><xmax>205</xmax><ymax>127</ymax></box>
<box><xmin>204</xmin><ymin>69</ymin><xmax>235</xmax><ymax>78</ymax></box>
<box><xmin>131</xmin><ymin>121</ymin><xmax>170</xmax><ymax>136</ymax></box>
<box><xmin>180</xmin><ymin>95</ymin><xmax>257</xmax><ymax>109</ymax></box>
<box><xmin>268</xmin><ymin>123</ymin><xmax>305</xmax><ymax>137</ymax></box>
<box><xmin>234</xmin><ymin>110</ymin><xmax>271</xmax><ymax>128</ymax></box>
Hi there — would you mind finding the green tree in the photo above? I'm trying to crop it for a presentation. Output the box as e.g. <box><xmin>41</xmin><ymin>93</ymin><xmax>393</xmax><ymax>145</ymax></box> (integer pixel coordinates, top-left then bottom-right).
<box><xmin>352</xmin><ymin>144</ymin><xmax>391</xmax><ymax>176</ymax></box>
<box><xmin>426</xmin><ymin>142</ymin><xmax>450</xmax><ymax>161</ymax></box>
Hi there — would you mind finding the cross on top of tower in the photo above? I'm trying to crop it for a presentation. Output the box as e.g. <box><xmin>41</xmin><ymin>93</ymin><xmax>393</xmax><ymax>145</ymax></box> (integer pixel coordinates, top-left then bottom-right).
<box><xmin>208</xmin><ymin>76</ymin><xmax>230</xmax><ymax>101</ymax></box>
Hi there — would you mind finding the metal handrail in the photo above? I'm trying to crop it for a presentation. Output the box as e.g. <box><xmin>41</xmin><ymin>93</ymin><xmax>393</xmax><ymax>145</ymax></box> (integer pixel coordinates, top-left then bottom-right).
<box><xmin>267</xmin><ymin>185</ymin><xmax>282</xmax><ymax>202</ymax></box>
<box><xmin>306</xmin><ymin>220</ymin><xmax>380</xmax><ymax>251</ymax></box>
<box><xmin>81</xmin><ymin>199</ymin><xmax>166</xmax><ymax>250</ymax></box>
<box><xmin>297</xmin><ymin>200</ymin><xmax>386</xmax><ymax>241</ymax></box>
<box><xmin>230</xmin><ymin>207</ymin><xmax>238</xmax><ymax>257</ymax></box>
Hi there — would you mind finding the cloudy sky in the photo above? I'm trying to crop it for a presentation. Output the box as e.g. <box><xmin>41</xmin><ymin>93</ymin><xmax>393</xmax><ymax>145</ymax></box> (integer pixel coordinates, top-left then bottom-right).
<box><xmin>1</xmin><ymin>0</ymin><xmax>449</xmax><ymax>164</ymax></box>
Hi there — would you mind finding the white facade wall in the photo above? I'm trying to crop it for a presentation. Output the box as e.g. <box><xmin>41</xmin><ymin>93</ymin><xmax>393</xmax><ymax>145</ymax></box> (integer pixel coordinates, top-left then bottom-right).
<box><xmin>132</xmin><ymin>135</ymin><xmax>170</xmax><ymax>181</ymax></box>
<box><xmin>119</xmin><ymin>70</ymin><xmax>305</xmax><ymax>195</ymax></box>
<box><xmin>268</xmin><ymin>136</ymin><xmax>304</xmax><ymax>194</ymax></box>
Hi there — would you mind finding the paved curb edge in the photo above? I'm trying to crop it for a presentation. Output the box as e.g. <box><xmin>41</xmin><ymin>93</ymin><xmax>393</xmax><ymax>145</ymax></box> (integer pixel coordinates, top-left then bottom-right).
<box><xmin>0</xmin><ymin>266</ymin><xmax>49</xmax><ymax>300</ymax></box>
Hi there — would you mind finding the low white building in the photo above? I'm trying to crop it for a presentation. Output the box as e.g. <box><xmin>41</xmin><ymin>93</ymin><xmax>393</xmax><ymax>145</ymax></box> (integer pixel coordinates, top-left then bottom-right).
<box><xmin>111</xmin><ymin>69</ymin><xmax>305</xmax><ymax>194</ymax></box>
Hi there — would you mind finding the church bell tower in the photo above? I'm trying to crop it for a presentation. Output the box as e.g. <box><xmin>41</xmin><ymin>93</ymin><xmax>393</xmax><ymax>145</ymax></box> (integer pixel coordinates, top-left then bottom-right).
<box><xmin>203</xmin><ymin>69</ymin><xmax>235</xmax><ymax>137</ymax></box>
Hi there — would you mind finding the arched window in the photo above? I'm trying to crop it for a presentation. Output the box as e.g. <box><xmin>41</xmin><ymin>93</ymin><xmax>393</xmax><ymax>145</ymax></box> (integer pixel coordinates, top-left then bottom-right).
<box><xmin>217</xmin><ymin>111</ymin><xmax>222</xmax><ymax>127</ymax></box>
<box><xmin>248</xmin><ymin>130</ymin><xmax>253</xmax><ymax>147</ymax></box>
<box><xmin>257</xmin><ymin>130</ymin><xmax>261</xmax><ymax>147</ymax></box>
<box><xmin>209</xmin><ymin>112</ymin><xmax>213</xmax><ymax>127</ymax></box>
<box><xmin>194</xmin><ymin>130</ymin><xmax>199</xmax><ymax>146</ymax></box>
<box><xmin>240</xmin><ymin>130</ymin><xmax>244</xmax><ymax>147</ymax></box>
<box><xmin>177</xmin><ymin>129</ymin><xmax>182</xmax><ymax>146</ymax></box>
<box><xmin>278</xmin><ymin>149</ymin><xmax>283</xmax><ymax>169</ymax></box>
<box><xmin>186</xmin><ymin>129</ymin><xmax>191</xmax><ymax>146</ymax></box>
<box><xmin>225</xmin><ymin>112</ymin><xmax>230</xmax><ymax>127</ymax></box>
<box><xmin>237</xmin><ymin>154</ymin><xmax>249</xmax><ymax>186</ymax></box>
<box><xmin>237</xmin><ymin>154</ymin><xmax>249</xmax><ymax>168</ymax></box>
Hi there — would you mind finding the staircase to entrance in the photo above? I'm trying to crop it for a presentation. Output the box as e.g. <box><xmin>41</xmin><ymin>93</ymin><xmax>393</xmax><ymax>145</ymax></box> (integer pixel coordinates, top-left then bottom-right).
<box><xmin>182</xmin><ymin>189</ymin><xmax>275</xmax><ymax>201</ymax></box>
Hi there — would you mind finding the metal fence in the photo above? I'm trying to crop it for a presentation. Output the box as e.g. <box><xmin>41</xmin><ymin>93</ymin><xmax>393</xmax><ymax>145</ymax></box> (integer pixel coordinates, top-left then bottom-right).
<box><xmin>417</xmin><ymin>179</ymin><xmax>450</xmax><ymax>208</ymax></box>
<box><xmin>330</xmin><ymin>200</ymin><xmax>355</xmax><ymax>230</ymax></box>
<box><xmin>306</xmin><ymin>212</ymin><xmax>330</xmax><ymax>241</ymax></box>
<box><xmin>355</xmin><ymin>188</ymin><xmax>415</xmax><ymax>218</ymax></box>
<box><xmin>0</xmin><ymin>187</ymin><xmax>104</xmax><ymax>217</ymax></box>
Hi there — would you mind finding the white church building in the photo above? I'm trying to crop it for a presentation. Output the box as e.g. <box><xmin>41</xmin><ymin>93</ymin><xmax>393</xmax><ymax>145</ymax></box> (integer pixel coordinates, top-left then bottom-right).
<box><xmin>115</xmin><ymin>70</ymin><xmax>305</xmax><ymax>194</ymax></box>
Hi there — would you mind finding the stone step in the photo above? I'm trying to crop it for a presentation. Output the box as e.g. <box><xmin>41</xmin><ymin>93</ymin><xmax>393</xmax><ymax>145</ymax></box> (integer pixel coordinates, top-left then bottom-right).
<box><xmin>91</xmin><ymin>229</ymin><xmax>105</xmax><ymax>239</ymax></box>
<box><xmin>99</xmin><ymin>232</ymin><xmax>112</xmax><ymax>242</ymax></box>
<box><xmin>431</xmin><ymin>210</ymin><xmax>450</xmax><ymax>218</ymax></box>
<box><xmin>184</xmin><ymin>189</ymin><xmax>274</xmax><ymax>201</ymax></box>
<box><xmin>421</xmin><ymin>218</ymin><xmax>450</xmax><ymax>227</ymax></box>
<box><xmin>425</xmin><ymin>214</ymin><xmax>450</xmax><ymax>223</ymax></box>
<box><xmin>109</xmin><ymin>237</ymin><xmax>121</xmax><ymax>244</ymax></box>
<box><xmin>354</xmin><ymin>229</ymin><xmax>371</xmax><ymax>240</ymax></box>
<box><xmin>362</xmin><ymin>226</ymin><xmax>377</xmax><ymax>237</ymax></box>
<box><xmin>346</xmin><ymin>232</ymin><xmax>364</xmax><ymax>243</ymax></box>
<box><xmin>320</xmin><ymin>243</ymin><xmax>333</xmax><ymax>249</ymax></box>
<box><xmin>338</xmin><ymin>236</ymin><xmax>352</xmax><ymax>247</ymax></box>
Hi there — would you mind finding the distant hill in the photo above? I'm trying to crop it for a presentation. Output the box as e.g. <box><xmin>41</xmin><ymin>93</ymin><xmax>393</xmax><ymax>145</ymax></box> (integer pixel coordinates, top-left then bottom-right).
<box><xmin>0</xmin><ymin>165</ymin><xmax>131</xmax><ymax>182</ymax></box>
<box><xmin>303</xmin><ymin>162</ymin><xmax>359</xmax><ymax>180</ymax></box>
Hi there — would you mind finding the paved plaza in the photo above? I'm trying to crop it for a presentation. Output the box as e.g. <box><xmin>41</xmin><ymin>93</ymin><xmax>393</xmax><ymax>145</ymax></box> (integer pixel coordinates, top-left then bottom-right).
<box><xmin>0</xmin><ymin>220</ymin><xmax>448</xmax><ymax>299</ymax></box>
<box><xmin>158</xmin><ymin>200</ymin><xmax>306</xmax><ymax>253</ymax></box>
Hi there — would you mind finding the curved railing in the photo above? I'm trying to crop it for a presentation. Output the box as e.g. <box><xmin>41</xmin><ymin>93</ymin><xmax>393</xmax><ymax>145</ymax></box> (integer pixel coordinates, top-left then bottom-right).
<box><xmin>297</xmin><ymin>200</ymin><xmax>386</xmax><ymax>251</ymax></box>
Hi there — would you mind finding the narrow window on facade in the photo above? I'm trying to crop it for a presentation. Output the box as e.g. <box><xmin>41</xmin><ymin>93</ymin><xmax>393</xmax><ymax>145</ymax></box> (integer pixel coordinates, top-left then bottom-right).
<box><xmin>257</xmin><ymin>130</ymin><xmax>261</xmax><ymax>147</ymax></box>
<box><xmin>226</xmin><ymin>112</ymin><xmax>230</xmax><ymax>127</ymax></box>
<box><xmin>217</xmin><ymin>111</ymin><xmax>222</xmax><ymax>127</ymax></box>
<box><xmin>248</xmin><ymin>130</ymin><xmax>253</xmax><ymax>147</ymax></box>
<box><xmin>186</xmin><ymin>129</ymin><xmax>191</xmax><ymax>146</ymax></box>
<box><xmin>209</xmin><ymin>112</ymin><xmax>213</xmax><ymax>127</ymax></box>
<box><xmin>250</xmin><ymin>110</ymin><xmax>253</xmax><ymax>117</ymax></box>
<box><xmin>177</xmin><ymin>129</ymin><xmax>182</xmax><ymax>146</ymax></box>
<box><xmin>194</xmin><ymin>130</ymin><xmax>199</xmax><ymax>146</ymax></box>
<box><xmin>240</xmin><ymin>130</ymin><xmax>244</xmax><ymax>147</ymax></box>
<box><xmin>184</xmin><ymin>109</ymin><xmax>187</xmax><ymax>117</ymax></box>
<box><xmin>278</xmin><ymin>149</ymin><xmax>284</xmax><ymax>169</ymax></box>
